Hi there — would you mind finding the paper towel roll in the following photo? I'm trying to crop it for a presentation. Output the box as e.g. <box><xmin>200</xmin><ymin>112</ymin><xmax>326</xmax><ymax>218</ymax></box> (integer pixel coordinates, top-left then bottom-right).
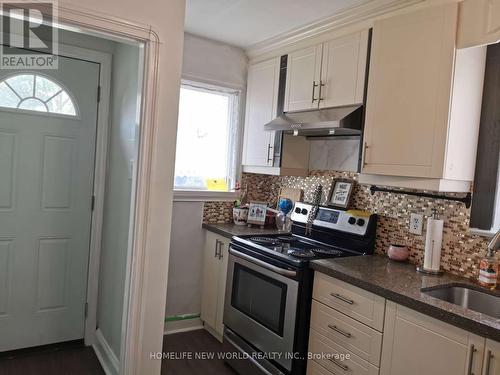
<box><xmin>424</xmin><ymin>217</ymin><xmax>444</xmax><ymax>271</ymax></box>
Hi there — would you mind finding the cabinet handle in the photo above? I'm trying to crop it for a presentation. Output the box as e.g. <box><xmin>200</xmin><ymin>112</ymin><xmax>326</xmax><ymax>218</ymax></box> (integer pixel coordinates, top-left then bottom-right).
<box><xmin>218</xmin><ymin>242</ymin><xmax>224</xmax><ymax>260</ymax></box>
<box><xmin>214</xmin><ymin>240</ymin><xmax>220</xmax><ymax>258</ymax></box>
<box><xmin>330</xmin><ymin>293</ymin><xmax>354</xmax><ymax>305</ymax></box>
<box><xmin>327</xmin><ymin>324</ymin><xmax>352</xmax><ymax>338</ymax></box>
<box><xmin>484</xmin><ymin>350</ymin><xmax>493</xmax><ymax>375</ymax></box>
<box><xmin>362</xmin><ymin>142</ymin><xmax>369</xmax><ymax>168</ymax></box>
<box><xmin>318</xmin><ymin>80</ymin><xmax>325</xmax><ymax>102</ymax></box>
<box><xmin>329</xmin><ymin>358</ymin><xmax>348</xmax><ymax>372</ymax></box>
<box><xmin>467</xmin><ymin>344</ymin><xmax>476</xmax><ymax>375</ymax></box>
<box><xmin>266</xmin><ymin>144</ymin><xmax>273</xmax><ymax>164</ymax></box>
<box><xmin>311</xmin><ymin>81</ymin><xmax>318</xmax><ymax>103</ymax></box>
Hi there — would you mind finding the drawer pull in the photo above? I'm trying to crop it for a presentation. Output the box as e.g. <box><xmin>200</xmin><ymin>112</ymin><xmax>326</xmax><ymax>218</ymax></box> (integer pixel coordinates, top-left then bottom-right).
<box><xmin>330</xmin><ymin>293</ymin><xmax>354</xmax><ymax>305</ymax></box>
<box><xmin>329</xmin><ymin>358</ymin><xmax>349</xmax><ymax>372</ymax></box>
<box><xmin>327</xmin><ymin>324</ymin><xmax>352</xmax><ymax>338</ymax></box>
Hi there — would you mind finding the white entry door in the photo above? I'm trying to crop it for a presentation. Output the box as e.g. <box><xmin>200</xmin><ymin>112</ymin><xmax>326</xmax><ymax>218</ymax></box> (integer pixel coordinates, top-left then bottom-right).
<box><xmin>0</xmin><ymin>52</ymin><xmax>100</xmax><ymax>351</ymax></box>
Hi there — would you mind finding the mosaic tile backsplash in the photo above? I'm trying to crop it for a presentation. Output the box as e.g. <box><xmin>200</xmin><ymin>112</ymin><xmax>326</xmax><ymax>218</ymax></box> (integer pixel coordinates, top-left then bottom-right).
<box><xmin>203</xmin><ymin>171</ymin><xmax>492</xmax><ymax>279</ymax></box>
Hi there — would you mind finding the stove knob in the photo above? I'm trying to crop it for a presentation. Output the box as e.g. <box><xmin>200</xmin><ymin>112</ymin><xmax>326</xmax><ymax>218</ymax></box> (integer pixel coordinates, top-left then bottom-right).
<box><xmin>301</xmin><ymin>208</ymin><xmax>308</xmax><ymax>215</ymax></box>
<box><xmin>348</xmin><ymin>217</ymin><xmax>356</xmax><ymax>225</ymax></box>
<box><xmin>295</xmin><ymin>207</ymin><xmax>301</xmax><ymax>214</ymax></box>
<box><xmin>357</xmin><ymin>218</ymin><xmax>366</xmax><ymax>226</ymax></box>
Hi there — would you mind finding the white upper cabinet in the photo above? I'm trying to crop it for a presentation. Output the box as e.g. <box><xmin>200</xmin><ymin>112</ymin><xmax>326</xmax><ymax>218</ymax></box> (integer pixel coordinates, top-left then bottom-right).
<box><xmin>284</xmin><ymin>45</ymin><xmax>322</xmax><ymax>112</ymax></box>
<box><xmin>361</xmin><ymin>3</ymin><xmax>487</xmax><ymax>192</ymax></box>
<box><xmin>320</xmin><ymin>31</ymin><xmax>368</xmax><ymax>108</ymax></box>
<box><xmin>241</xmin><ymin>57</ymin><xmax>279</xmax><ymax>167</ymax></box>
<box><xmin>284</xmin><ymin>30</ymin><xmax>369</xmax><ymax>113</ymax></box>
<box><xmin>458</xmin><ymin>0</ymin><xmax>500</xmax><ymax>48</ymax></box>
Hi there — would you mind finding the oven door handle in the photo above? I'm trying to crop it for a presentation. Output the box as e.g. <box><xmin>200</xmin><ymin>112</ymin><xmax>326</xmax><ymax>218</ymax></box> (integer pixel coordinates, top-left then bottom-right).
<box><xmin>229</xmin><ymin>248</ymin><xmax>297</xmax><ymax>278</ymax></box>
<box><xmin>224</xmin><ymin>333</ymin><xmax>281</xmax><ymax>375</ymax></box>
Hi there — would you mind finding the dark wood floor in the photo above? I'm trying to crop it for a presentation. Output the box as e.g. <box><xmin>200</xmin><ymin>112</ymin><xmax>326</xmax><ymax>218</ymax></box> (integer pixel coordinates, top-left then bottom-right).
<box><xmin>161</xmin><ymin>329</ymin><xmax>236</xmax><ymax>375</ymax></box>
<box><xmin>0</xmin><ymin>341</ymin><xmax>105</xmax><ymax>375</ymax></box>
<box><xmin>0</xmin><ymin>329</ymin><xmax>233</xmax><ymax>375</ymax></box>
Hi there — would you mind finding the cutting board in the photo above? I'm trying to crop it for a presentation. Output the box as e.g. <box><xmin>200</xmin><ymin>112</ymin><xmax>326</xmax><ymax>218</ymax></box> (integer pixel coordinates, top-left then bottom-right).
<box><xmin>277</xmin><ymin>187</ymin><xmax>303</xmax><ymax>206</ymax></box>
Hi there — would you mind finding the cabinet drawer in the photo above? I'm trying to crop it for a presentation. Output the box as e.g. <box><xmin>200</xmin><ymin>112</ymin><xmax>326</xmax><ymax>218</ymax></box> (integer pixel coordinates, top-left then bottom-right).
<box><xmin>313</xmin><ymin>273</ymin><xmax>385</xmax><ymax>331</ymax></box>
<box><xmin>309</xmin><ymin>330</ymin><xmax>379</xmax><ymax>375</ymax></box>
<box><xmin>307</xmin><ymin>359</ymin><xmax>334</xmax><ymax>375</ymax></box>
<box><xmin>311</xmin><ymin>300</ymin><xmax>383</xmax><ymax>366</ymax></box>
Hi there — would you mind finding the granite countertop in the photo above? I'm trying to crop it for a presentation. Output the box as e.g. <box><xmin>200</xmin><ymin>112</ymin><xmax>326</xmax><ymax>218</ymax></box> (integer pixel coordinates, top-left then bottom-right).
<box><xmin>202</xmin><ymin>222</ymin><xmax>287</xmax><ymax>239</ymax></box>
<box><xmin>311</xmin><ymin>256</ymin><xmax>500</xmax><ymax>341</ymax></box>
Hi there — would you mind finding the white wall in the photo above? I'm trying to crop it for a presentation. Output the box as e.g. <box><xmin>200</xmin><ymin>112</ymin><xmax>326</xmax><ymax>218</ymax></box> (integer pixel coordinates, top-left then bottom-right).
<box><xmin>97</xmin><ymin>43</ymin><xmax>141</xmax><ymax>359</ymax></box>
<box><xmin>165</xmin><ymin>201</ymin><xmax>204</xmax><ymax>319</ymax></box>
<box><xmin>60</xmin><ymin>1</ymin><xmax>186</xmax><ymax>373</ymax></box>
<box><xmin>165</xmin><ymin>34</ymin><xmax>247</xmax><ymax>326</ymax></box>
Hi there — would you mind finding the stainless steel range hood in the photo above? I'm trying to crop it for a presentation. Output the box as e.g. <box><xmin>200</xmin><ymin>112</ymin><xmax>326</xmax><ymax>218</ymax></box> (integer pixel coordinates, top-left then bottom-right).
<box><xmin>264</xmin><ymin>104</ymin><xmax>363</xmax><ymax>137</ymax></box>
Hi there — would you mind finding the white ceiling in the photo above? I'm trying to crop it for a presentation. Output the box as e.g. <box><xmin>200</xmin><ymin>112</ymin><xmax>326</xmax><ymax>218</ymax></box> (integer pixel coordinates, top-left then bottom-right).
<box><xmin>185</xmin><ymin>0</ymin><xmax>375</xmax><ymax>48</ymax></box>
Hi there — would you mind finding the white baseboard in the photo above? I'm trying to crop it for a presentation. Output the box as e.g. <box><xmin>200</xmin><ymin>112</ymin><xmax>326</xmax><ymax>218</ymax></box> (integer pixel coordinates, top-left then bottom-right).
<box><xmin>93</xmin><ymin>329</ymin><xmax>120</xmax><ymax>375</ymax></box>
<box><xmin>164</xmin><ymin>318</ymin><xmax>203</xmax><ymax>335</ymax></box>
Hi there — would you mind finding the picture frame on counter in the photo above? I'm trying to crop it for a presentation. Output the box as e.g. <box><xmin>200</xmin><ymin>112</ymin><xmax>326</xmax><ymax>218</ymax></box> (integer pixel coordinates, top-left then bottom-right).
<box><xmin>327</xmin><ymin>179</ymin><xmax>354</xmax><ymax>210</ymax></box>
<box><xmin>247</xmin><ymin>201</ymin><xmax>268</xmax><ymax>226</ymax></box>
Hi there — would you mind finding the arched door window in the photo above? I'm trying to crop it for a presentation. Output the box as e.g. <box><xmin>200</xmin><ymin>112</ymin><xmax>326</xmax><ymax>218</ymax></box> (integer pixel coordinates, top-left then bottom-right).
<box><xmin>0</xmin><ymin>73</ymin><xmax>78</xmax><ymax>116</ymax></box>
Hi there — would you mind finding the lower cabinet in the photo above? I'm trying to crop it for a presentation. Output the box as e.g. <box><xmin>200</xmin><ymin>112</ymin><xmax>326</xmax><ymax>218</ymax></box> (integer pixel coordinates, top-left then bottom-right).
<box><xmin>380</xmin><ymin>301</ymin><xmax>484</xmax><ymax>375</ymax></box>
<box><xmin>309</xmin><ymin>273</ymin><xmax>500</xmax><ymax>375</ymax></box>
<box><xmin>200</xmin><ymin>231</ymin><xmax>229</xmax><ymax>341</ymax></box>
<box><xmin>308</xmin><ymin>273</ymin><xmax>385</xmax><ymax>375</ymax></box>
<box><xmin>484</xmin><ymin>339</ymin><xmax>500</xmax><ymax>375</ymax></box>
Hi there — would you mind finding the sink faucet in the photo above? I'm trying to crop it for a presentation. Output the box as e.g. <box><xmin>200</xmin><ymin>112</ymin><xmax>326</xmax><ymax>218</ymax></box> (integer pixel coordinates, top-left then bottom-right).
<box><xmin>488</xmin><ymin>229</ymin><xmax>500</xmax><ymax>255</ymax></box>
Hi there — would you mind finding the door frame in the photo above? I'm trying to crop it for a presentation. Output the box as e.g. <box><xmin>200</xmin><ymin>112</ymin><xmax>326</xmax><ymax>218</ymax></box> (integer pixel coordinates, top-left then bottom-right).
<box><xmin>2</xmin><ymin>3</ymin><xmax>174</xmax><ymax>374</ymax></box>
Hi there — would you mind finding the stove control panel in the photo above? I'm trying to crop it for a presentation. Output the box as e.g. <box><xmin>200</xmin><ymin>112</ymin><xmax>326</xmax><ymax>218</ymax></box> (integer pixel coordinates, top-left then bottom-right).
<box><xmin>291</xmin><ymin>202</ymin><xmax>371</xmax><ymax>236</ymax></box>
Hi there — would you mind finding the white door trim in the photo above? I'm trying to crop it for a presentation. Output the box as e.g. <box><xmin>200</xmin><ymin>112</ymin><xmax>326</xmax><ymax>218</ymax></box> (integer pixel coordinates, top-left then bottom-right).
<box><xmin>53</xmin><ymin>5</ymin><xmax>168</xmax><ymax>375</ymax></box>
<box><xmin>2</xmin><ymin>3</ymin><xmax>171</xmax><ymax>374</ymax></box>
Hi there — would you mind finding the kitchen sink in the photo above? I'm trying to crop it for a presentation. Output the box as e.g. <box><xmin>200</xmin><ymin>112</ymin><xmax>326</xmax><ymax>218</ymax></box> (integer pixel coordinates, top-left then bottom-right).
<box><xmin>421</xmin><ymin>285</ymin><xmax>500</xmax><ymax>319</ymax></box>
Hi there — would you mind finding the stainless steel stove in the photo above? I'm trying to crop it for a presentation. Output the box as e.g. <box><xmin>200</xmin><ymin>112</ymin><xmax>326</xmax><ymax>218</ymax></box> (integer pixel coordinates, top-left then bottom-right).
<box><xmin>223</xmin><ymin>202</ymin><xmax>378</xmax><ymax>375</ymax></box>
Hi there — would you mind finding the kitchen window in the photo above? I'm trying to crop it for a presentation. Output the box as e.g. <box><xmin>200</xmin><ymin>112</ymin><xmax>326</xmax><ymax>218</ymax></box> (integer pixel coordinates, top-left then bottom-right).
<box><xmin>174</xmin><ymin>81</ymin><xmax>241</xmax><ymax>196</ymax></box>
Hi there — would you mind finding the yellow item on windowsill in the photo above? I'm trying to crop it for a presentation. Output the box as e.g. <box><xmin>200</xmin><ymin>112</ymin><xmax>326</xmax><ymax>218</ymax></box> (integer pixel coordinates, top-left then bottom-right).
<box><xmin>205</xmin><ymin>178</ymin><xmax>228</xmax><ymax>191</ymax></box>
<box><xmin>346</xmin><ymin>209</ymin><xmax>372</xmax><ymax>217</ymax></box>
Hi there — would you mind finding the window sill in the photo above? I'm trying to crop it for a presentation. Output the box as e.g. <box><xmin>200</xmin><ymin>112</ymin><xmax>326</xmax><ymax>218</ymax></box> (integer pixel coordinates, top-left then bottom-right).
<box><xmin>469</xmin><ymin>228</ymin><xmax>496</xmax><ymax>239</ymax></box>
<box><xmin>173</xmin><ymin>190</ymin><xmax>238</xmax><ymax>202</ymax></box>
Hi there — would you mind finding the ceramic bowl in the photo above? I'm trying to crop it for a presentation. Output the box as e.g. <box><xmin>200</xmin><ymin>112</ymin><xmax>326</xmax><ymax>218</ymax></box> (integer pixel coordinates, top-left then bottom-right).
<box><xmin>388</xmin><ymin>244</ymin><xmax>410</xmax><ymax>262</ymax></box>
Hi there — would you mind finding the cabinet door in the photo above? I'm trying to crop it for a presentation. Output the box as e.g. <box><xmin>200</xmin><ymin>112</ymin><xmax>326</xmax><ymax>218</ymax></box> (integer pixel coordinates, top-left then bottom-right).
<box><xmin>242</xmin><ymin>58</ymin><xmax>279</xmax><ymax>167</ymax></box>
<box><xmin>458</xmin><ymin>0</ymin><xmax>500</xmax><ymax>48</ymax></box>
<box><xmin>200</xmin><ymin>231</ymin><xmax>222</xmax><ymax>330</ymax></box>
<box><xmin>380</xmin><ymin>302</ymin><xmax>485</xmax><ymax>375</ymax></box>
<box><xmin>319</xmin><ymin>30</ymin><xmax>369</xmax><ymax>108</ymax></box>
<box><xmin>363</xmin><ymin>3</ymin><xmax>458</xmax><ymax>178</ymax></box>
<box><xmin>483</xmin><ymin>339</ymin><xmax>500</xmax><ymax>375</ymax></box>
<box><xmin>214</xmin><ymin>237</ymin><xmax>230</xmax><ymax>337</ymax></box>
<box><xmin>284</xmin><ymin>44</ymin><xmax>322</xmax><ymax>112</ymax></box>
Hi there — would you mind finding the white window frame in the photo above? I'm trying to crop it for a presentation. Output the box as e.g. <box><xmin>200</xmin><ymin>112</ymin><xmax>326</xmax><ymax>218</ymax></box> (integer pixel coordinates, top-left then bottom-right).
<box><xmin>173</xmin><ymin>79</ymin><xmax>243</xmax><ymax>201</ymax></box>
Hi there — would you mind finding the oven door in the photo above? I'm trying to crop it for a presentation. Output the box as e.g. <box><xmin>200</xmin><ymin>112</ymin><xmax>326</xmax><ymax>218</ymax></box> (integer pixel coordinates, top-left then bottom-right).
<box><xmin>224</xmin><ymin>247</ymin><xmax>299</xmax><ymax>372</ymax></box>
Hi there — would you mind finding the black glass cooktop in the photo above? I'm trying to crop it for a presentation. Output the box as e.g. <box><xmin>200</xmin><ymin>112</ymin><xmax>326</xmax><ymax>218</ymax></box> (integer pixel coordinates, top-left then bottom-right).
<box><xmin>244</xmin><ymin>235</ymin><xmax>347</xmax><ymax>260</ymax></box>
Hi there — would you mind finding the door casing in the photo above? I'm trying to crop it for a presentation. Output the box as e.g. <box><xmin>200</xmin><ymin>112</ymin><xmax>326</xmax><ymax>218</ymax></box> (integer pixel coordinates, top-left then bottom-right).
<box><xmin>13</xmin><ymin>5</ymin><xmax>168</xmax><ymax>375</ymax></box>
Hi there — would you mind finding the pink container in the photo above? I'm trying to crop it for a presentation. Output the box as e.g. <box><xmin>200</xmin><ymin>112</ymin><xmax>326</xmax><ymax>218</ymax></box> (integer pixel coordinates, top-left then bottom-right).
<box><xmin>387</xmin><ymin>244</ymin><xmax>410</xmax><ymax>262</ymax></box>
